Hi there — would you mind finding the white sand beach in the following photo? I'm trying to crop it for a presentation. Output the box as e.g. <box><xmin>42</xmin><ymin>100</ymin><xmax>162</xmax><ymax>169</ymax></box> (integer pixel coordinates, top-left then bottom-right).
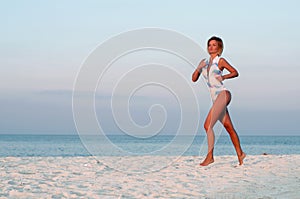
<box><xmin>1</xmin><ymin>155</ymin><xmax>299</xmax><ymax>198</ymax></box>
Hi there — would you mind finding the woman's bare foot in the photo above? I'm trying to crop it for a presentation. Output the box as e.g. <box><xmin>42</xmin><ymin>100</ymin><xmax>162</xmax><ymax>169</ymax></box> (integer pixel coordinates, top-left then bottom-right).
<box><xmin>238</xmin><ymin>152</ymin><xmax>246</xmax><ymax>165</ymax></box>
<box><xmin>200</xmin><ymin>157</ymin><xmax>214</xmax><ymax>166</ymax></box>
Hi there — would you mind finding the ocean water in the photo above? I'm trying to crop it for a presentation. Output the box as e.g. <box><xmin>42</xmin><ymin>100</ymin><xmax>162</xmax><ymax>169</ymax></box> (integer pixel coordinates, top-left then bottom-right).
<box><xmin>0</xmin><ymin>134</ymin><xmax>299</xmax><ymax>157</ymax></box>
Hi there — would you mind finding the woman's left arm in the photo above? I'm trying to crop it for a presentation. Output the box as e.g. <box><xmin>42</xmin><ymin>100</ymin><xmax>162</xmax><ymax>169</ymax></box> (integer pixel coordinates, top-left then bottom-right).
<box><xmin>218</xmin><ymin>58</ymin><xmax>239</xmax><ymax>81</ymax></box>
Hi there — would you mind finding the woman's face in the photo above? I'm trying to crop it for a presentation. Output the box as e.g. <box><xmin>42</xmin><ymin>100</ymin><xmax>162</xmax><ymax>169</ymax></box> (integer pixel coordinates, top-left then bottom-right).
<box><xmin>207</xmin><ymin>40</ymin><xmax>219</xmax><ymax>55</ymax></box>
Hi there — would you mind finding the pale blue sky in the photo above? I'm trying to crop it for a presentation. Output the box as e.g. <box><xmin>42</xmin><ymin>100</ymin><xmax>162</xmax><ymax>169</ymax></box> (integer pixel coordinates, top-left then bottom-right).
<box><xmin>0</xmin><ymin>0</ymin><xmax>299</xmax><ymax>135</ymax></box>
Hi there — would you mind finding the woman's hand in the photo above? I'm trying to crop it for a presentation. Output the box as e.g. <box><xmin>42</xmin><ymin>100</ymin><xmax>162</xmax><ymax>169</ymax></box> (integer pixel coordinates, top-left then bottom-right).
<box><xmin>192</xmin><ymin>59</ymin><xmax>206</xmax><ymax>82</ymax></box>
<box><xmin>197</xmin><ymin>59</ymin><xmax>207</xmax><ymax>71</ymax></box>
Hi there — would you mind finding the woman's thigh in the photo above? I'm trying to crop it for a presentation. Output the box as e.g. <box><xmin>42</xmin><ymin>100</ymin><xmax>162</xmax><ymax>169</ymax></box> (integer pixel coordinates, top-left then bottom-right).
<box><xmin>204</xmin><ymin>91</ymin><xmax>231</xmax><ymax>128</ymax></box>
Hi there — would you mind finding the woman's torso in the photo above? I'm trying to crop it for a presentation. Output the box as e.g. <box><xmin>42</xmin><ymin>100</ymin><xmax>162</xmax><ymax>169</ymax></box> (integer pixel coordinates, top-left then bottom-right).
<box><xmin>201</xmin><ymin>56</ymin><xmax>227</xmax><ymax>101</ymax></box>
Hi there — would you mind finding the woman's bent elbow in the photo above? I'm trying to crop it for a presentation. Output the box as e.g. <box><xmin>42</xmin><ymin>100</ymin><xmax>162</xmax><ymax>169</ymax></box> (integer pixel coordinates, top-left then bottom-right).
<box><xmin>192</xmin><ymin>76</ymin><xmax>198</xmax><ymax>82</ymax></box>
<box><xmin>192</xmin><ymin>72</ymin><xmax>199</xmax><ymax>82</ymax></box>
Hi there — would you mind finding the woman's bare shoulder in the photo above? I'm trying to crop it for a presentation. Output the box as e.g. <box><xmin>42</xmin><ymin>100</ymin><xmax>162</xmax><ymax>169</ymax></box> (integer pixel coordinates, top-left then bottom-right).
<box><xmin>219</xmin><ymin>57</ymin><xmax>228</xmax><ymax>64</ymax></box>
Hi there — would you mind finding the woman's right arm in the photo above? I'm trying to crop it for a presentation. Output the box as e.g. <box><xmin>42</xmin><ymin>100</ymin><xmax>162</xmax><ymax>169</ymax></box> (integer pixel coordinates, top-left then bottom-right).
<box><xmin>192</xmin><ymin>68</ymin><xmax>201</xmax><ymax>82</ymax></box>
<box><xmin>192</xmin><ymin>59</ymin><xmax>206</xmax><ymax>82</ymax></box>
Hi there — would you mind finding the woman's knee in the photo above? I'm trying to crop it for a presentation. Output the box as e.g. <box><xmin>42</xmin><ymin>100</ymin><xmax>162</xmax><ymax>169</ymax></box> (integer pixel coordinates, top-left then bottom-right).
<box><xmin>204</xmin><ymin>123</ymin><xmax>212</xmax><ymax>132</ymax></box>
<box><xmin>223</xmin><ymin>122</ymin><xmax>235</xmax><ymax>134</ymax></box>
<box><xmin>204</xmin><ymin>124</ymin><xmax>208</xmax><ymax>132</ymax></box>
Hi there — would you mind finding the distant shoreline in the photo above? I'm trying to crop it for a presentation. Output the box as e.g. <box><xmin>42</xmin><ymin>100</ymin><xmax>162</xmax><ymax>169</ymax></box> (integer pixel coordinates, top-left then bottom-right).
<box><xmin>1</xmin><ymin>135</ymin><xmax>300</xmax><ymax>157</ymax></box>
<box><xmin>0</xmin><ymin>133</ymin><xmax>299</xmax><ymax>136</ymax></box>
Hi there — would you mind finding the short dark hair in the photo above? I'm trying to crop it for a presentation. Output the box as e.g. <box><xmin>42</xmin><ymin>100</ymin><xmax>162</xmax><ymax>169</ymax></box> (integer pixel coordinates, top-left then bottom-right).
<box><xmin>207</xmin><ymin>36</ymin><xmax>224</xmax><ymax>56</ymax></box>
